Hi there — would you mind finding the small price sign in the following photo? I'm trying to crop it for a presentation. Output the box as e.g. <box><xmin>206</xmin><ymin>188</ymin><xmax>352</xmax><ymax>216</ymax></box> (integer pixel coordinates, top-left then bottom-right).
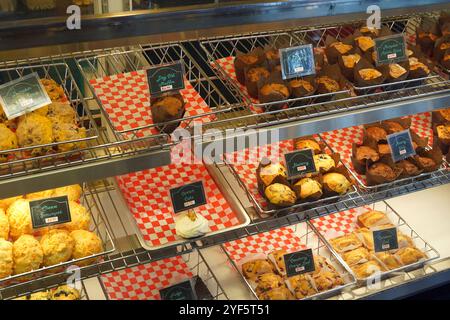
<box><xmin>160</xmin><ymin>279</ymin><xmax>197</xmax><ymax>300</ymax></box>
<box><xmin>284</xmin><ymin>249</ymin><xmax>315</xmax><ymax>277</ymax></box>
<box><xmin>169</xmin><ymin>181</ymin><xmax>207</xmax><ymax>214</ymax></box>
<box><xmin>374</xmin><ymin>34</ymin><xmax>407</xmax><ymax>66</ymax></box>
<box><xmin>387</xmin><ymin>129</ymin><xmax>416</xmax><ymax>162</ymax></box>
<box><xmin>29</xmin><ymin>196</ymin><xmax>71</xmax><ymax>229</ymax></box>
<box><xmin>0</xmin><ymin>73</ymin><xmax>52</xmax><ymax>120</ymax></box>
<box><xmin>146</xmin><ymin>61</ymin><xmax>185</xmax><ymax>95</ymax></box>
<box><xmin>373</xmin><ymin>227</ymin><xmax>399</xmax><ymax>252</ymax></box>
<box><xmin>284</xmin><ymin>149</ymin><xmax>317</xmax><ymax>179</ymax></box>
<box><xmin>280</xmin><ymin>44</ymin><xmax>316</xmax><ymax>79</ymax></box>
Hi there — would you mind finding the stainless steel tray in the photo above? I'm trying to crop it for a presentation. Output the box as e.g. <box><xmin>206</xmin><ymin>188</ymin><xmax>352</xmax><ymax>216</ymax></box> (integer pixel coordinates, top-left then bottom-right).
<box><xmin>310</xmin><ymin>201</ymin><xmax>440</xmax><ymax>286</ymax></box>
<box><xmin>221</xmin><ymin>220</ymin><xmax>356</xmax><ymax>300</ymax></box>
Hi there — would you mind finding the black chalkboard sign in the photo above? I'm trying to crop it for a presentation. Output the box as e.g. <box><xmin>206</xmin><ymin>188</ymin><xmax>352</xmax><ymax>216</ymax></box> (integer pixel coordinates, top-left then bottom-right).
<box><xmin>29</xmin><ymin>196</ymin><xmax>71</xmax><ymax>229</ymax></box>
<box><xmin>169</xmin><ymin>181</ymin><xmax>207</xmax><ymax>214</ymax></box>
<box><xmin>375</xmin><ymin>34</ymin><xmax>407</xmax><ymax>65</ymax></box>
<box><xmin>284</xmin><ymin>249</ymin><xmax>315</xmax><ymax>277</ymax></box>
<box><xmin>387</xmin><ymin>129</ymin><xmax>416</xmax><ymax>162</ymax></box>
<box><xmin>280</xmin><ymin>44</ymin><xmax>316</xmax><ymax>79</ymax></box>
<box><xmin>284</xmin><ymin>149</ymin><xmax>317</xmax><ymax>179</ymax></box>
<box><xmin>147</xmin><ymin>61</ymin><xmax>185</xmax><ymax>95</ymax></box>
<box><xmin>373</xmin><ymin>227</ymin><xmax>399</xmax><ymax>252</ymax></box>
<box><xmin>160</xmin><ymin>279</ymin><xmax>197</xmax><ymax>300</ymax></box>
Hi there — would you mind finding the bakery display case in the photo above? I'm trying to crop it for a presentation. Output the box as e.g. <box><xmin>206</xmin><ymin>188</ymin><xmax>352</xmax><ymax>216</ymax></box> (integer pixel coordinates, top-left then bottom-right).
<box><xmin>0</xmin><ymin>0</ymin><xmax>450</xmax><ymax>301</ymax></box>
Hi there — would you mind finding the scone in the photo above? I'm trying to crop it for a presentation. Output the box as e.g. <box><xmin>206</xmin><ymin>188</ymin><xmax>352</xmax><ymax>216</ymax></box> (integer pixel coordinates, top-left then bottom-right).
<box><xmin>47</xmin><ymin>102</ymin><xmax>77</xmax><ymax>123</ymax></box>
<box><xmin>255</xmin><ymin>273</ymin><xmax>285</xmax><ymax>294</ymax></box>
<box><xmin>0</xmin><ymin>195</ymin><xmax>23</xmax><ymax>211</ymax></box>
<box><xmin>0</xmin><ymin>123</ymin><xmax>17</xmax><ymax>162</ymax></box>
<box><xmin>53</xmin><ymin>184</ymin><xmax>83</xmax><ymax>202</ymax></box>
<box><xmin>288</xmin><ymin>274</ymin><xmax>317</xmax><ymax>299</ymax></box>
<box><xmin>16</xmin><ymin>114</ymin><xmax>53</xmax><ymax>156</ymax></box>
<box><xmin>41</xmin><ymin>79</ymin><xmax>66</xmax><ymax>102</ymax></box>
<box><xmin>40</xmin><ymin>229</ymin><xmax>74</xmax><ymax>267</ymax></box>
<box><xmin>269</xmin><ymin>249</ymin><xmax>287</xmax><ymax>274</ymax></box>
<box><xmin>26</xmin><ymin>189</ymin><xmax>54</xmax><ymax>200</ymax></box>
<box><xmin>62</xmin><ymin>201</ymin><xmax>91</xmax><ymax>231</ymax></box>
<box><xmin>0</xmin><ymin>238</ymin><xmax>13</xmax><ymax>279</ymax></box>
<box><xmin>242</xmin><ymin>259</ymin><xmax>275</xmax><ymax>280</ymax></box>
<box><xmin>7</xmin><ymin>199</ymin><xmax>33</xmax><ymax>240</ymax></box>
<box><xmin>0</xmin><ymin>208</ymin><xmax>9</xmax><ymax>240</ymax></box>
<box><xmin>257</xmin><ymin>286</ymin><xmax>293</xmax><ymax>300</ymax></box>
<box><xmin>52</xmin><ymin>120</ymin><xmax>87</xmax><ymax>152</ymax></box>
<box><xmin>70</xmin><ymin>230</ymin><xmax>103</xmax><ymax>265</ymax></box>
<box><xmin>312</xmin><ymin>270</ymin><xmax>344</xmax><ymax>292</ymax></box>
<box><xmin>51</xmin><ymin>285</ymin><xmax>81</xmax><ymax>300</ymax></box>
<box><xmin>357</xmin><ymin>210</ymin><xmax>391</xmax><ymax>228</ymax></box>
<box><xmin>329</xmin><ymin>233</ymin><xmax>362</xmax><ymax>253</ymax></box>
<box><xmin>13</xmin><ymin>234</ymin><xmax>43</xmax><ymax>275</ymax></box>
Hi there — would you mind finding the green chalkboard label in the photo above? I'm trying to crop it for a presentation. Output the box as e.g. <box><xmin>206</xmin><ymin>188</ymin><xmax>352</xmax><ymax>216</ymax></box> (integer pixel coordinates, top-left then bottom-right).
<box><xmin>373</xmin><ymin>227</ymin><xmax>399</xmax><ymax>252</ymax></box>
<box><xmin>146</xmin><ymin>61</ymin><xmax>185</xmax><ymax>95</ymax></box>
<box><xmin>375</xmin><ymin>34</ymin><xmax>407</xmax><ymax>65</ymax></box>
<box><xmin>284</xmin><ymin>149</ymin><xmax>317</xmax><ymax>179</ymax></box>
<box><xmin>169</xmin><ymin>181</ymin><xmax>207</xmax><ymax>214</ymax></box>
<box><xmin>0</xmin><ymin>73</ymin><xmax>52</xmax><ymax>120</ymax></box>
<box><xmin>29</xmin><ymin>196</ymin><xmax>71</xmax><ymax>229</ymax></box>
<box><xmin>160</xmin><ymin>279</ymin><xmax>197</xmax><ymax>300</ymax></box>
<box><xmin>280</xmin><ymin>44</ymin><xmax>316</xmax><ymax>79</ymax></box>
<box><xmin>387</xmin><ymin>129</ymin><xmax>416</xmax><ymax>162</ymax></box>
<box><xmin>284</xmin><ymin>249</ymin><xmax>315</xmax><ymax>277</ymax></box>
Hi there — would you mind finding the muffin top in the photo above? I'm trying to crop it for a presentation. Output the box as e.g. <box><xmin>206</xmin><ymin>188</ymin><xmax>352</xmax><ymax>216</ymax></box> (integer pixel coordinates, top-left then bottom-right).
<box><xmin>260</xmin><ymin>83</ymin><xmax>290</xmax><ymax>98</ymax></box>
<box><xmin>246</xmin><ymin>67</ymin><xmax>270</xmax><ymax>82</ymax></box>
<box><xmin>316</xmin><ymin>77</ymin><xmax>340</xmax><ymax>92</ymax></box>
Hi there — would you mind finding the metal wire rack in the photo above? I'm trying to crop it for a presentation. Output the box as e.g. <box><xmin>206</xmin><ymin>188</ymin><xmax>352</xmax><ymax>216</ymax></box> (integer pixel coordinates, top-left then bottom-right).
<box><xmin>2</xmin><ymin>280</ymin><xmax>89</xmax><ymax>300</ymax></box>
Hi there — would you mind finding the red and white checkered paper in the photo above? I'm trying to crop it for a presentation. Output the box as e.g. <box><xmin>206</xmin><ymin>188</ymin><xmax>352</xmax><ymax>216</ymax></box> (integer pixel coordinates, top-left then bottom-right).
<box><xmin>89</xmin><ymin>70</ymin><xmax>212</xmax><ymax>138</ymax></box>
<box><xmin>116</xmin><ymin>162</ymin><xmax>240</xmax><ymax>247</ymax></box>
<box><xmin>223</xmin><ymin>227</ymin><xmax>306</xmax><ymax>262</ymax></box>
<box><xmin>319</xmin><ymin>112</ymin><xmax>433</xmax><ymax>185</ymax></box>
<box><xmin>101</xmin><ymin>256</ymin><xmax>193</xmax><ymax>300</ymax></box>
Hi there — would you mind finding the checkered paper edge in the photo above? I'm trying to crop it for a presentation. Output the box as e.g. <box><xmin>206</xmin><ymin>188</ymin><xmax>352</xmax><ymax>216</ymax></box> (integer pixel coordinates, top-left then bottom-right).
<box><xmin>320</xmin><ymin>112</ymin><xmax>433</xmax><ymax>183</ymax></box>
<box><xmin>89</xmin><ymin>70</ymin><xmax>212</xmax><ymax>138</ymax></box>
<box><xmin>116</xmin><ymin>162</ymin><xmax>240</xmax><ymax>247</ymax></box>
<box><xmin>101</xmin><ymin>256</ymin><xmax>193</xmax><ymax>300</ymax></box>
<box><xmin>223</xmin><ymin>227</ymin><xmax>307</xmax><ymax>262</ymax></box>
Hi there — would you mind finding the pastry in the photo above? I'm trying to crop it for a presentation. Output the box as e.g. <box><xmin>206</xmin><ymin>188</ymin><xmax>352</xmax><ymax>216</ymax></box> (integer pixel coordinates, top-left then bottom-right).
<box><xmin>415</xmin><ymin>156</ymin><xmax>436</xmax><ymax>171</ymax></box>
<box><xmin>26</xmin><ymin>189</ymin><xmax>54</xmax><ymax>200</ymax></box>
<box><xmin>288</xmin><ymin>274</ymin><xmax>317</xmax><ymax>299</ymax></box>
<box><xmin>357</xmin><ymin>210</ymin><xmax>391</xmax><ymax>228</ymax></box>
<box><xmin>8</xmin><ymin>199</ymin><xmax>33</xmax><ymax>240</ymax></box>
<box><xmin>355</xmin><ymin>146</ymin><xmax>379</xmax><ymax>162</ymax></box>
<box><xmin>342</xmin><ymin>247</ymin><xmax>371</xmax><ymax>266</ymax></box>
<box><xmin>150</xmin><ymin>95</ymin><xmax>186</xmax><ymax>134</ymax></box>
<box><xmin>329</xmin><ymin>233</ymin><xmax>362</xmax><ymax>253</ymax></box>
<box><xmin>316</xmin><ymin>76</ymin><xmax>340</xmax><ymax>93</ymax></box>
<box><xmin>40</xmin><ymin>229</ymin><xmax>74</xmax><ymax>266</ymax></box>
<box><xmin>16</xmin><ymin>114</ymin><xmax>53</xmax><ymax>156</ymax></box>
<box><xmin>314</xmin><ymin>154</ymin><xmax>336</xmax><ymax>172</ymax></box>
<box><xmin>62</xmin><ymin>201</ymin><xmax>91</xmax><ymax>231</ymax></box>
<box><xmin>245</xmin><ymin>67</ymin><xmax>270</xmax><ymax>98</ymax></box>
<box><xmin>358</xmin><ymin>68</ymin><xmax>382</xmax><ymax>80</ymax></box>
<box><xmin>289</xmin><ymin>79</ymin><xmax>315</xmax><ymax>98</ymax></box>
<box><xmin>259</xmin><ymin>83</ymin><xmax>290</xmax><ymax>105</ymax></box>
<box><xmin>0</xmin><ymin>195</ymin><xmax>23</xmax><ymax>211</ymax></box>
<box><xmin>312</xmin><ymin>270</ymin><xmax>344</xmax><ymax>291</ymax></box>
<box><xmin>175</xmin><ymin>210</ymin><xmax>210</xmax><ymax>239</ymax></box>
<box><xmin>51</xmin><ymin>285</ymin><xmax>81</xmax><ymax>300</ymax></box>
<box><xmin>322</xmin><ymin>172</ymin><xmax>352</xmax><ymax>195</ymax></box>
<box><xmin>0</xmin><ymin>238</ymin><xmax>13</xmax><ymax>279</ymax></box>
<box><xmin>355</xmin><ymin>36</ymin><xmax>375</xmax><ymax>52</ymax></box>
<box><xmin>367</xmin><ymin>162</ymin><xmax>397</xmax><ymax>181</ymax></box>
<box><xmin>388</xmin><ymin>64</ymin><xmax>407</xmax><ymax>79</ymax></box>
<box><xmin>70</xmin><ymin>230</ymin><xmax>103</xmax><ymax>265</ymax></box>
<box><xmin>313</xmin><ymin>255</ymin><xmax>335</xmax><ymax>273</ymax></box>
<box><xmin>13</xmin><ymin>234</ymin><xmax>43</xmax><ymax>275</ymax></box>
<box><xmin>255</xmin><ymin>273</ymin><xmax>285</xmax><ymax>295</ymax></box>
<box><xmin>438</xmin><ymin>109</ymin><xmax>450</xmax><ymax>122</ymax></box>
<box><xmin>270</xmin><ymin>249</ymin><xmax>287</xmax><ymax>274</ymax></box>
<box><xmin>384</xmin><ymin>121</ymin><xmax>405</xmax><ymax>133</ymax></box>
<box><xmin>52</xmin><ymin>120</ymin><xmax>87</xmax><ymax>152</ymax></box>
<box><xmin>29</xmin><ymin>291</ymin><xmax>51</xmax><ymax>300</ymax></box>
<box><xmin>329</xmin><ymin>42</ymin><xmax>353</xmax><ymax>55</ymax></box>
<box><xmin>258</xmin><ymin>159</ymin><xmax>288</xmax><ymax>187</ymax></box>
<box><xmin>41</xmin><ymin>79</ymin><xmax>66</xmax><ymax>102</ymax></box>
<box><xmin>351</xmin><ymin>260</ymin><xmax>384</xmax><ymax>279</ymax></box>
<box><xmin>242</xmin><ymin>259</ymin><xmax>275</xmax><ymax>280</ymax></box>
<box><xmin>397</xmin><ymin>160</ymin><xmax>421</xmax><ymax>176</ymax></box>
<box><xmin>293</xmin><ymin>138</ymin><xmax>321</xmax><ymax>154</ymax></box>
<box><xmin>292</xmin><ymin>178</ymin><xmax>323</xmax><ymax>200</ymax></box>
<box><xmin>378</xmin><ymin>144</ymin><xmax>391</xmax><ymax>157</ymax></box>
<box><xmin>355</xmin><ymin>228</ymin><xmax>374</xmax><ymax>250</ymax></box>
<box><xmin>264</xmin><ymin>183</ymin><xmax>297</xmax><ymax>207</ymax></box>
<box><xmin>396</xmin><ymin>247</ymin><xmax>426</xmax><ymax>265</ymax></box>
<box><xmin>365</xmin><ymin>126</ymin><xmax>387</xmax><ymax>142</ymax></box>
<box><xmin>234</xmin><ymin>52</ymin><xmax>264</xmax><ymax>84</ymax></box>
<box><xmin>0</xmin><ymin>123</ymin><xmax>17</xmax><ymax>162</ymax></box>
<box><xmin>53</xmin><ymin>184</ymin><xmax>83</xmax><ymax>202</ymax></box>
<box><xmin>397</xmin><ymin>233</ymin><xmax>415</xmax><ymax>248</ymax></box>
<box><xmin>0</xmin><ymin>209</ymin><xmax>9</xmax><ymax>240</ymax></box>
<box><xmin>257</xmin><ymin>286</ymin><xmax>294</xmax><ymax>300</ymax></box>
<box><xmin>342</xmin><ymin>53</ymin><xmax>361</xmax><ymax>69</ymax></box>
<box><xmin>47</xmin><ymin>102</ymin><xmax>77</xmax><ymax>124</ymax></box>
<box><xmin>408</xmin><ymin>57</ymin><xmax>430</xmax><ymax>77</ymax></box>
<box><xmin>360</xmin><ymin>26</ymin><xmax>380</xmax><ymax>37</ymax></box>
<box><xmin>265</xmin><ymin>48</ymin><xmax>280</xmax><ymax>71</ymax></box>
<box><xmin>374</xmin><ymin>252</ymin><xmax>402</xmax><ymax>270</ymax></box>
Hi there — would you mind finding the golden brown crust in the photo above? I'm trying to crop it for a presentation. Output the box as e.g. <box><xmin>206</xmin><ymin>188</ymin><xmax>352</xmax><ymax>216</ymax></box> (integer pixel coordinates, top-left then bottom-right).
<box><xmin>357</xmin><ymin>210</ymin><xmax>391</xmax><ymax>229</ymax></box>
<box><xmin>293</xmin><ymin>139</ymin><xmax>321</xmax><ymax>153</ymax></box>
<box><xmin>358</xmin><ymin>68</ymin><xmax>382</xmax><ymax>80</ymax></box>
<box><xmin>316</xmin><ymin>76</ymin><xmax>340</xmax><ymax>92</ymax></box>
<box><xmin>367</xmin><ymin>163</ymin><xmax>396</xmax><ymax>181</ymax></box>
<box><xmin>351</xmin><ymin>260</ymin><xmax>384</xmax><ymax>279</ymax></box>
<box><xmin>242</xmin><ymin>259</ymin><xmax>275</xmax><ymax>280</ymax></box>
<box><xmin>395</xmin><ymin>247</ymin><xmax>426</xmax><ymax>265</ymax></box>
<box><xmin>259</xmin><ymin>83</ymin><xmax>290</xmax><ymax>98</ymax></box>
<box><xmin>356</xmin><ymin>146</ymin><xmax>380</xmax><ymax>162</ymax></box>
<box><xmin>329</xmin><ymin>42</ymin><xmax>353</xmax><ymax>54</ymax></box>
<box><xmin>329</xmin><ymin>233</ymin><xmax>362</xmax><ymax>253</ymax></box>
<box><xmin>264</xmin><ymin>183</ymin><xmax>297</xmax><ymax>207</ymax></box>
<box><xmin>342</xmin><ymin>247</ymin><xmax>371</xmax><ymax>266</ymax></box>
<box><xmin>246</xmin><ymin>67</ymin><xmax>270</xmax><ymax>82</ymax></box>
<box><xmin>366</xmin><ymin>126</ymin><xmax>387</xmax><ymax>142</ymax></box>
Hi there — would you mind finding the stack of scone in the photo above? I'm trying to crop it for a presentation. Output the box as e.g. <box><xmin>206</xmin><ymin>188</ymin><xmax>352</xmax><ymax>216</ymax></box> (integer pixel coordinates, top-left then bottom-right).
<box><xmin>0</xmin><ymin>78</ymin><xmax>87</xmax><ymax>158</ymax></box>
<box><xmin>241</xmin><ymin>250</ymin><xmax>344</xmax><ymax>300</ymax></box>
<box><xmin>14</xmin><ymin>284</ymin><xmax>81</xmax><ymax>300</ymax></box>
<box><xmin>328</xmin><ymin>210</ymin><xmax>427</xmax><ymax>279</ymax></box>
<box><xmin>0</xmin><ymin>184</ymin><xmax>103</xmax><ymax>282</ymax></box>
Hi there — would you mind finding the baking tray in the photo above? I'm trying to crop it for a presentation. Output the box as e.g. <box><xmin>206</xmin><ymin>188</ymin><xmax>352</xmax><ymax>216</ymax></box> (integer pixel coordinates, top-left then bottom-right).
<box><xmin>222</xmin><ymin>136</ymin><xmax>358</xmax><ymax>218</ymax></box>
<box><xmin>200</xmin><ymin>32</ymin><xmax>350</xmax><ymax>114</ymax></box>
<box><xmin>0</xmin><ymin>184</ymin><xmax>115</xmax><ymax>286</ymax></box>
<box><xmin>221</xmin><ymin>221</ymin><xmax>356</xmax><ymax>300</ymax></box>
<box><xmin>320</xmin><ymin>112</ymin><xmax>449</xmax><ymax>192</ymax></box>
<box><xmin>114</xmin><ymin>160</ymin><xmax>251</xmax><ymax>251</ymax></box>
<box><xmin>100</xmin><ymin>249</ymin><xmax>228</xmax><ymax>300</ymax></box>
<box><xmin>310</xmin><ymin>201</ymin><xmax>440</xmax><ymax>285</ymax></box>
